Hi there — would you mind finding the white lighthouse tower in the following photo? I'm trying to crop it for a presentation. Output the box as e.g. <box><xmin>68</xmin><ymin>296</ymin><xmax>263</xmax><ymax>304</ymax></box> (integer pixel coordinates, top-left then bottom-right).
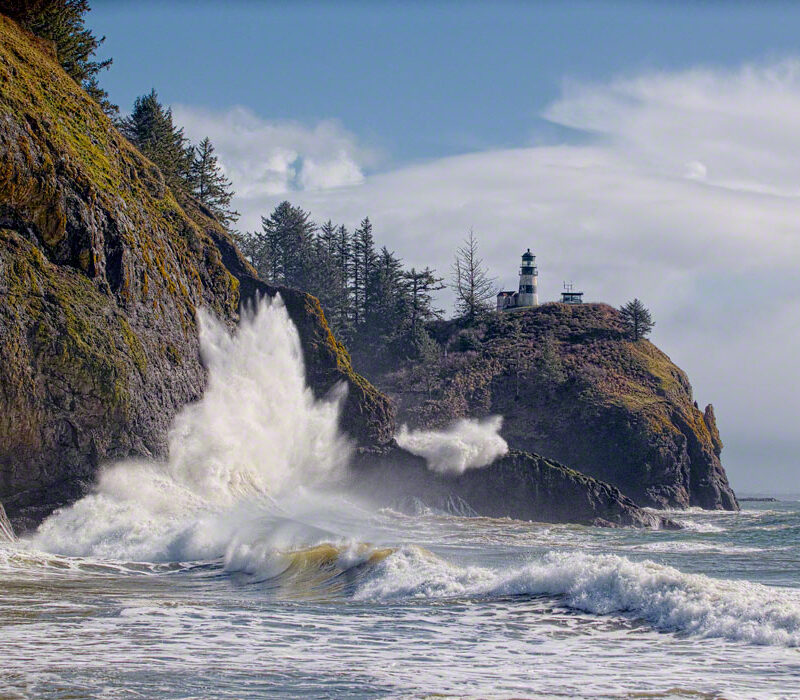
<box><xmin>518</xmin><ymin>248</ymin><xmax>538</xmax><ymax>307</ymax></box>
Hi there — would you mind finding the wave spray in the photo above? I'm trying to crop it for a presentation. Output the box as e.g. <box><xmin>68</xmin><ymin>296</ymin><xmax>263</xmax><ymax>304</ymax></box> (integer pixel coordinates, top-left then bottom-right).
<box><xmin>30</xmin><ymin>296</ymin><xmax>351</xmax><ymax>561</ymax></box>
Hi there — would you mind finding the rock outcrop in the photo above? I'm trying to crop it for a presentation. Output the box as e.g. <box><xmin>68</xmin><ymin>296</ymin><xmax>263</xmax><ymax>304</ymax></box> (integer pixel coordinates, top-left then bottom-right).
<box><xmin>350</xmin><ymin>446</ymin><xmax>678</xmax><ymax>529</ymax></box>
<box><xmin>0</xmin><ymin>15</ymin><xmax>391</xmax><ymax>531</ymax></box>
<box><xmin>380</xmin><ymin>303</ymin><xmax>738</xmax><ymax>511</ymax></box>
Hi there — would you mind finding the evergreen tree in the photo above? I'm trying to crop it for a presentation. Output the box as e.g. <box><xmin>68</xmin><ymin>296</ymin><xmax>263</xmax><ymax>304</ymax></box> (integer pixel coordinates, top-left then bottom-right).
<box><xmin>351</xmin><ymin>217</ymin><xmax>377</xmax><ymax>327</ymax></box>
<box><xmin>259</xmin><ymin>201</ymin><xmax>316</xmax><ymax>289</ymax></box>
<box><xmin>403</xmin><ymin>266</ymin><xmax>444</xmax><ymax>342</ymax></box>
<box><xmin>619</xmin><ymin>298</ymin><xmax>655</xmax><ymax>341</ymax></box>
<box><xmin>535</xmin><ymin>333</ymin><xmax>565</xmax><ymax>393</ymax></box>
<box><xmin>310</xmin><ymin>220</ymin><xmax>348</xmax><ymax>335</ymax></box>
<box><xmin>411</xmin><ymin>330</ymin><xmax>442</xmax><ymax>398</ymax></box>
<box><xmin>364</xmin><ymin>247</ymin><xmax>407</xmax><ymax>348</ymax></box>
<box><xmin>3</xmin><ymin>0</ymin><xmax>118</xmax><ymax>116</ymax></box>
<box><xmin>233</xmin><ymin>230</ymin><xmax>269</xmax><ymax>279</ymax></box>
<box><xmin>508</xmin><ymin>316</ymin><xmax>530</xmax><ymax>399</ymax></box>
<box><xmin>190</xmin><ymin>137</ymin><xmax>239</xmax><ymax>227</ymax></box>
<box><xmin>120</xmin><ymin>90</ymin><xmax>194</xmax><ymax>191</ymax></box>
<box><xmin>451</xmin><ymin>229</ymin><xmax>497</xmax><ymax>322</ymax></box>
<box><xmin>329</xmin><ymin>224</ymin><xmax>353</xmax><ymax>339</ymax></box>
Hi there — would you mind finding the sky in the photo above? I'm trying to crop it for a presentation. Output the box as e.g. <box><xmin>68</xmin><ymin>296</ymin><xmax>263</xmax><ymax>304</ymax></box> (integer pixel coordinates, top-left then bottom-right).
<box><xmin>89</xmin><ymin>1</ymin><xmax>800</xmax><ymax>495</ymax></box>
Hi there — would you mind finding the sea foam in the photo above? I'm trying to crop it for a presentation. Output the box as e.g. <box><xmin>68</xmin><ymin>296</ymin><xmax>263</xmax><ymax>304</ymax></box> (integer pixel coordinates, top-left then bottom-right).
<box><xmin>354</xmin><ymin>547</ymin><xmax>800</xmax><ymax>647</ymax></box>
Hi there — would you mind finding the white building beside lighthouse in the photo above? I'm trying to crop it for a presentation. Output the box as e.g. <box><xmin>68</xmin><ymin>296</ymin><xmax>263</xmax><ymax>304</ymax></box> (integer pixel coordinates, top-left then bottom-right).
<box><xmin>497</xmin><ymin>248</ymin><xmax>539</xmax><ymax>311</ymax></box>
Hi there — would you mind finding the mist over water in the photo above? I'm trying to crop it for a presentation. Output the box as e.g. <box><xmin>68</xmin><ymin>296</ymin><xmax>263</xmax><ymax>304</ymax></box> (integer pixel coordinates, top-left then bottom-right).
<box><xmin>3</xmin><ymin>298</ymin><xmax>800</xmax><ymax>698</ymax></box>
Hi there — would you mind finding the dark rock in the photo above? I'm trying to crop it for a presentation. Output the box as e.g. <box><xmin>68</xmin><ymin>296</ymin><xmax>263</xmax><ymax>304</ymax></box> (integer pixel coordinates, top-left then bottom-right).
<box><xmin>0</xmin><ymin>501</ymin><xmax>14</xmax><ymax>541</ymax></box>
<box><xmin>0</xmin><ymin>14</ymin><xmax>693</xmax><ymax>534</ymax></box>
<box><xmin>350</xmin><ymin>445</ymin><xmax>679</xmax><ymax>529</ymax></box>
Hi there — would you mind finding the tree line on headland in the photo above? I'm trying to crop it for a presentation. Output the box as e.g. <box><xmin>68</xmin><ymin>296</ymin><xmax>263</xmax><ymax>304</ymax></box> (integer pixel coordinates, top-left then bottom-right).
<box><xmin>4</xmin><ymin>0</ymin><xmax>653</xmax><ymax>375</ymax></box>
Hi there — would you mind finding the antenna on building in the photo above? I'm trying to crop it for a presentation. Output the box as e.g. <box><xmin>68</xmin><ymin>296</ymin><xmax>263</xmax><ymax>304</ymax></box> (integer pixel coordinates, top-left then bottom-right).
<box><xmin>561</xmin><ymin>281</ymin><xmax>583</xmax><ymax>305</ymax></box>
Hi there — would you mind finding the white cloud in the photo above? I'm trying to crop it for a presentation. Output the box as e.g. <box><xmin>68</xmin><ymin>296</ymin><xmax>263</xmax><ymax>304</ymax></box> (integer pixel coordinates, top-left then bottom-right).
<box><xmin>179</xmin><ymin>61</ymin><xmax>800</xmax><ymax>493</ymax></box>
<box><xmin>172</xmin><ymin>105</ymin><xmax>375</xmax><ymax>202</ymax></box>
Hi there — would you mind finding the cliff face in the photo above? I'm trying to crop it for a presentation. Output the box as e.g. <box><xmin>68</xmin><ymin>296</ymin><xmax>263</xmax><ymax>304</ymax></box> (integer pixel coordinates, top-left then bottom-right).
<box><xmin>350</xmin><ymin>446</ymin><xmax>678</xmax><ymax>529</ymax></box>
<box><xmin>0</xmin><ymin>15</ymin><xmax>392</xmax><ymax>530</ymax></box>
<box><xmin>381</xmin><ymin>303</ymin><xmax>738</xmax><ymax>511</ymax></box>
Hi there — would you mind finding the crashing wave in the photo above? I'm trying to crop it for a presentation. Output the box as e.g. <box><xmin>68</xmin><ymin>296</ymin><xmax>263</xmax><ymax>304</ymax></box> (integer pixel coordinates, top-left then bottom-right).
<box><xmin>353</xmin><ymin>548</ymin><xmax>800</xmax><ymax>647</ymax></box>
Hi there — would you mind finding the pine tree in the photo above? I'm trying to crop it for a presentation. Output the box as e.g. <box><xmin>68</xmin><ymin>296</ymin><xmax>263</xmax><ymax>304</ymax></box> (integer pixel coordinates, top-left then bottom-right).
<box><xmin>259</xmin><ymin>201</ymin><xmax>316</xmax><ymax>289</ymax></box>
<box><xmin>233</xmin><ymin>230</ymin><xmax>270</xmax><ymax>280</ymax></box>
<box><xmin>190</xmin><ymin>137</ymin><xmax>239</xmax><ymax>227</ymax></box>
<box><xmin>619</xmin><ymin>298</ymin><xmax>655</xmax><ymax>341</ymax></box>
<box><xmin>310</xmin><ymin>220</ymin><xmax>346</xmax><ymax>331</ymax></box>
<box><xmin>330</xmin><ymin>224</ymin><xmax>353</xmax><ymax>338</ymax></box>
<box><xmin>120</xmin><ymin>90</ymin><xmax>194</xmax><ymax>191</ymax></box>
<box><xmin>365</xmin><ymin>247</ymin><xmax>407</xmax><ymax>346</ymax></box>
<box><xmin>3</xmin><ymin>0</ymin><xmax>118</xmax><ymax>117</ymax></box>
<box><xmin>451</xmin><ymin>229</ymin><xmax>497</xmax><ymax>322</ymax></box>
<box><xmin>536</xmin><ymin>333</ymin><xmax>565</xmax><ymax>393</ymax></box>
<box><xmin>508</xmin><ymin>316</ymin><xmax>530</xmax><ymax>399</ymax></box>
<box><xmin>351</xmin><ymin>217</ymin><xmax>377</xmax><ymax>328</ymax></box>
<box><xmin>411</xmin><ymin>330</ymin><xmax>442</xmax><ymax>398</ymax></box>
<box><xmin>403</xmin><ymin>267</ymin><xmax>444</xmax><ymax>342</ymax></box>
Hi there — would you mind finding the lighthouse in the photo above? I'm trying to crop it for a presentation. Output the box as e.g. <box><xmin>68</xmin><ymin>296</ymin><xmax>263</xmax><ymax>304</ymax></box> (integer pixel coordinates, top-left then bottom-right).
<box><xmin>518</xmin><ymin>249</ymin><xmax>538</xmax><ymax>307</ymax></box>
<box><xmin>496</xmin><ymin>248</ymin><xmax>539</xmax><ymax>311</ymax></box>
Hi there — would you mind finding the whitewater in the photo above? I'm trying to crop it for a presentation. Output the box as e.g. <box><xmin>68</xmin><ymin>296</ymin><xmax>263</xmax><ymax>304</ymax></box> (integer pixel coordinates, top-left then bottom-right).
<box><xmin>1</xmin><ymin>297</ymin><xmax>800</xmax><ymax>699</ymax></box>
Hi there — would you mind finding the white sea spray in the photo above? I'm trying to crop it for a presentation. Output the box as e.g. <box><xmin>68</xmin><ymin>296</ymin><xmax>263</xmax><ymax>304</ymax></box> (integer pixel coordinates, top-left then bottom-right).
<box><xmin>29</xmin><ymin>295</ymin><xmax>351</xmax><ymax>561</ymax></box>
<box><xmin>395</xmin><ymin>416</ymin><xmax>509</xmax><ymax>475</ymax></box>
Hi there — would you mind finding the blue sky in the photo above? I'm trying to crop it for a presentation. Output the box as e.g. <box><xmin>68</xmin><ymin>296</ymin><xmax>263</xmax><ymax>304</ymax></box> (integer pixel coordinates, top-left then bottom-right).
<box><xmin>92</xmin><ymin>1</ymin><xmax>800</xmax><ymax>165</ymax></box>
<box><xmin>88</xmin><ymin>1</ymin><xmax>800</xmax><ymax>494</ymax></box>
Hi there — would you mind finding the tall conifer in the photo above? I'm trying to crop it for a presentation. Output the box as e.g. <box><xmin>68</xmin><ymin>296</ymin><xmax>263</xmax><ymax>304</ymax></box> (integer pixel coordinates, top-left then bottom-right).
<box><xmin>190</xmin><ymin>137</ymin><xmax>239</xmax><ymax>227</ymax></box>
<box><xmin>120</xmin><ymin>90</ymin><xmax>194</xmax><ymax>191</ymax></box>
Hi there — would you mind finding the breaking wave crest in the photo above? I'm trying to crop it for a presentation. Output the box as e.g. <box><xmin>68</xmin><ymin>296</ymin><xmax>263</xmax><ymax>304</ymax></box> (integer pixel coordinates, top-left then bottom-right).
<box><xmin>352</xmin><ymin>548</ymin><xmax>800</xmax><ymax>647</ymax></box>
<box><xmin>12</xmin><ymin>293</ymin><xmax>800</xmax><ymax>652</ymax></box>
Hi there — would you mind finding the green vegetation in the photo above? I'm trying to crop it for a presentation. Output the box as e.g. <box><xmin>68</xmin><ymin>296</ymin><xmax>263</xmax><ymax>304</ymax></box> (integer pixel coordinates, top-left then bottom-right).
<box><xmin>236</xmin><ymin>202</ymin><xmax>445</xmax><ymax>375</ymax></box>
<box><xmin>0</xmin><ymin>0</ymin><xmax>116</xmax><ymax>116</ymax></box>
<box><xmin>620</xmin><ymin>298</ymin><xmax>655</xmax><ymax>341</ymax></box>
<box><xmin>120</xmin><ymin>90</ymin><xmax>194</xmax><ymax>193</ymax></box>
<box><xmin>191</xmin><ymin>137</ymin><xmax>240</xmax><ymax>227</ymax></box>
<box><xmin>1</xmin><ymin>229</ymin><xmax>132</xmax><ymax>413</ymax></box>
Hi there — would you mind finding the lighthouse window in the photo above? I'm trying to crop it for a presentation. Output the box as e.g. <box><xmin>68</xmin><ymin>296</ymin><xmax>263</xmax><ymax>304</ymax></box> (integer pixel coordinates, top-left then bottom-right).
<box><xmin>519</xmin><ymin>285</ymin><xmax>534</xmax><ymax>293</ymax></box>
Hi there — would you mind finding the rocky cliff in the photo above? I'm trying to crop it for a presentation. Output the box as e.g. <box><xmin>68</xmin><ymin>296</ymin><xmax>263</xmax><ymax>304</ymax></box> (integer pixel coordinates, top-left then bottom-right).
<box><xmin>0</xmin><ymin>15</ymin><xmax>391</xmax><ymax>530</ymax></box>
<box><xmin>380</xmin><ymin>303</ymin><xmax>738</xmax><ymax>511</ymax></box>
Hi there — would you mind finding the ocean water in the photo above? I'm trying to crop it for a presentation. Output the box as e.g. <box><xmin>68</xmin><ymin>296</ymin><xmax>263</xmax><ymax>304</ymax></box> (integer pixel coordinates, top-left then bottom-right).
<box><xmin>1</xmin><ymin>297</ymin><xmax>799</xmax><ymax>699</ymax></box>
